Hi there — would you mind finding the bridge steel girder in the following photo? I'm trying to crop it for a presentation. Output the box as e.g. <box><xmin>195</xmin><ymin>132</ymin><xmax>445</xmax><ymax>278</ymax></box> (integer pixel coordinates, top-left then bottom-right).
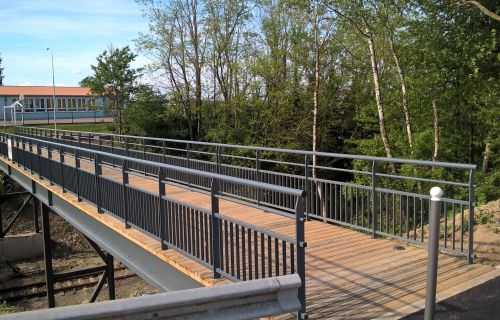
<box><xmin>0</xmin><ymin>160</ymin><xmax>203</xmax><ymax>292</ymax></box>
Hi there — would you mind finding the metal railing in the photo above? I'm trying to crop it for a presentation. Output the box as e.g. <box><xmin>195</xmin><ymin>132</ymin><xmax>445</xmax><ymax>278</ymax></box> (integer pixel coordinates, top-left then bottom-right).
<box><xmin>0</xmin><ymin>133</ymin><xmax>307</xmax><ymax>317</ymax></box>
<box><xmin>16</xmin><ymin>126</ymin><xmax>476</xmax><ymax>263</ymax></box>
<box><xmin>0</xmin><ymin>274</ymin><xmax>302</xmax><ymax>320</ymax></box>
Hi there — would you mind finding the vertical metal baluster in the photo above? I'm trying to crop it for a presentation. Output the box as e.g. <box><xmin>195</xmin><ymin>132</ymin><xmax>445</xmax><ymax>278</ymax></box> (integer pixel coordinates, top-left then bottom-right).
<box><xmin>247</xmin><ymin>228</ymin><xmax>252</xmax><ymax>280</ymax></box>
<box><xmin>274</xmin><ymin>237</ymin><xmax>279</xmax><ymax>276</ymax></box>
<box><xmin>452</xmin><ymin>203</ymin><xmax>456</xmax><ymax>250</ymax></box>
<box><xmin>468</xmin><ymin>170</ymin><xmax>474</xmax><ymax>264</ymax></box>
<box><xmin>371</xmin><ymin>161</ymin><xmax>377</xmax><ymax>238</ymax></box>
<box><xmin>122</xmin><ymin>160</ymin><xmax>129</xmax><ymax>228</ymax></box>
<box><xmin>254</xmin><ymin>230</ymin><xmax>258</xmax><ymax>279</ymax></box>
<box><xmin>443</xmin><ymin>202</ymin><xmax>447</xmax><ymax>248</ymax></box>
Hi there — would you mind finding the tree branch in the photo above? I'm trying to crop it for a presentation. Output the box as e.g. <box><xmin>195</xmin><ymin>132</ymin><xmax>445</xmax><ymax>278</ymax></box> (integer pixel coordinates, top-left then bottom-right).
<box><xmin>463</xmin><ymin>1</ymin><xmax>500</xmax><ymax>21</ymax></box>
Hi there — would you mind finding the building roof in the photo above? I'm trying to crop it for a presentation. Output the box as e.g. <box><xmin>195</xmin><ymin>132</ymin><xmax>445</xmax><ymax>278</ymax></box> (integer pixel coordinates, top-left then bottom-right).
<box><xmin>0</xmin><ymin>86</ymin><xmax>91</xmax><ymax>97</ymax></box>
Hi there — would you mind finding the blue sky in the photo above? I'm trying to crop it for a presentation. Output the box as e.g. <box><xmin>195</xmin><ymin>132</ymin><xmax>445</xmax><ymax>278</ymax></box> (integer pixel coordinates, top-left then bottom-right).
<box><xmin>0</xmin><ymin>0</ymin><xmax>149</xmax><ymax>86</ymax></box>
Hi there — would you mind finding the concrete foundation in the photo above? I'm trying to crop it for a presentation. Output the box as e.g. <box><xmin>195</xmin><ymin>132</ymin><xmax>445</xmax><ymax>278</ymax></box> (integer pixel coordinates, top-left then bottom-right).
<box><xmin>0</xmin><ymin>232</ymin><xmax>43</xmax><ymax>261</ymax></box>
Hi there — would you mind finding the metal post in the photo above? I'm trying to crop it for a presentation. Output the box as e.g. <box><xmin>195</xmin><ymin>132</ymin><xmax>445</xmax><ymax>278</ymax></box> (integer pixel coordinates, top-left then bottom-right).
<box><xmin>75</xmin><ymin>149</ymin><xmax>81</xmax><ymax>202</ymax></box>
<box><xmin>468</xmin><ymin>170</ymin><xmax>475</xmax><ymax>264</ymax></box>
<box><xmin>125</xmin><ymin>137</ymin><xmax>129</xmax><ymax>157</ymax></box>
<box><xmin>106</xmin><ymin>253</ymin><xmax>115</xmax><ymax>300</ymax></box>
<box><xmin>424</xmin><ymin>187</ymin><xmax>443</xmax><ymax>320</ymax></box>
<box><xmin>33</xmin><ymin>197</ymin><xmax>40</xmax><ymax>233</ymax></box>
<box><xmin>210</xmin><ymin>179</ymin><xmax>221</xmax><ymax>279</ymax></box>
<box><xmin>0</xmin><ymin>199</ymin><xmax>3</xmax><ymax>238</ymax></box>
<box><xmin>295</xmin><ymin>195</ymin><xmax>307</xmax><ymax>320</ymax></box>
<box><xmin>122</xmin><ymin>160</ymin><xmax>130</xmax><ymax>228</ymax></box>
<box><xmin>256</xmin><ymin>150</ymin><xmax>261</xmax><ymax>206</ymax></box>
<box><xmin>371</xmin><ymin>161</ymin><xmax>378</xmax><ymax>238</ymax></box>
<box><xmin>41</xmin><ymin>203</ymin><xmax>55</xmax><ymax>308</ymax></box>
<box><xmin>59</xmin><ymin>146</ymin><xmax>65</xmax><ymax>193</ymax></box>
<box><xmin>158</xmin><ymin>167</ymin><xmax>167</xmax><ymax>249</ymax></box>
<box><xmin>94</xmin><ymin>154</ymin><xmax>103</xmax><ymax>213</ymax></box>
<box><xmin>304</xmin><ymin>155</ymin><xmax>310</xmax><ymax>220</ymax></box>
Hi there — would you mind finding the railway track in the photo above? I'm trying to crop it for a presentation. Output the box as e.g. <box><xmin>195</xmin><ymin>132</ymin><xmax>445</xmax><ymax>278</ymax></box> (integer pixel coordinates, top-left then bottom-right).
<box><xmin>0</xmin><ymin>267</ymin><xmax>135</xmax><ymax>302</ymax></box>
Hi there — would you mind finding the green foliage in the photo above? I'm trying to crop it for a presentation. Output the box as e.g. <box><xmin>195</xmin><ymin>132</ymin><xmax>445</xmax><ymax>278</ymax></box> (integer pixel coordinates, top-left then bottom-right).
<box><xmin>0</xmin><ymin>302</ymin><xmax>22</xmax><ymax>314</ymax></box>
<box><xmin>128</xmin><ymin>0</ymin><xmax>499</xmax><ymax>202</ymax></box>
<box><xmin>80</xmin><ymin>46</ymin><xmax>142</xmax><ymax>134</ymax></box>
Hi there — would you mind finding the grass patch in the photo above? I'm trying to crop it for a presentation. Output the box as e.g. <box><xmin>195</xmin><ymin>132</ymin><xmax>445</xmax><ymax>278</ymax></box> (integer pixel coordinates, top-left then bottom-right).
<box><xmin>36</xmin><ymin>123</ymin><xmax>114</xmax><ymax>133</ymax></box>
<box><xmin>0</xmin><ymin>302</ymin><xmax>23</xmax><ymax>314</ymax></box>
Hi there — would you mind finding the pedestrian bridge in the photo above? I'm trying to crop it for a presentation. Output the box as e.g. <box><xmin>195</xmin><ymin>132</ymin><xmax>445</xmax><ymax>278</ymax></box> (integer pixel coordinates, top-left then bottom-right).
<box><xmin>0</xmin><ymin>127</ymin><xmax>498</xmax><ymax>319</ymax></box>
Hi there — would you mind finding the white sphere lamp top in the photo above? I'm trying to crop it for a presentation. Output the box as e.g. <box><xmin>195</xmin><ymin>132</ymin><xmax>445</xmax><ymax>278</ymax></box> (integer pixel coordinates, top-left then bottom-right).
<box><xmin>430</xmin><ymin>187</ymin><xmax>444</xmax><ymax>201</ymax></box>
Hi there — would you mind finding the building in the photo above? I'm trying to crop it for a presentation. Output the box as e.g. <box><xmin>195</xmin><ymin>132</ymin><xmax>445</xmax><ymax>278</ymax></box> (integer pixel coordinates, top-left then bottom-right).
<box><xmin>0</xmin><ymin>85</ymin><xmax>106</xmax><ymax>122</ymax></box>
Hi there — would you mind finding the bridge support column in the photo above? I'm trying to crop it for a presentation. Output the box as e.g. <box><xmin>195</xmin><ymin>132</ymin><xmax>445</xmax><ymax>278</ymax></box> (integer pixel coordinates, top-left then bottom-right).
<box><xmin>41</xmin><ymin>203</ymin><xmax>116</xmax><ymax>308</ymax></box>
<box><xmin>41</xmin><ymin>202</ymin><xmax>56</xmax><ymax>308</ymax></box>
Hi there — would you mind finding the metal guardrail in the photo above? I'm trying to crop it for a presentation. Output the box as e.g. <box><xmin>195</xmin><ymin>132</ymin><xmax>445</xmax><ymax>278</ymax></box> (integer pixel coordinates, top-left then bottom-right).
<box><xmin>0</xmin><ymin>133</ymin><xmax>307</xmax><ymax>318</ymax></box>
<box><xmin>16</xmin><ymin>126</ymin><xmax>477</xmax><ymax>263</ymax></box>
<box><xmin>0</xmin><ymin>274</ymin><xmax>302</xmax><ymax>320</ymax></box>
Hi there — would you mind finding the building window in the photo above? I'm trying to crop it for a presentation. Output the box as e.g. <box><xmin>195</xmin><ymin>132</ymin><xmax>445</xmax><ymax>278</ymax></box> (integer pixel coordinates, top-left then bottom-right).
<box><xmin>58</xmin><ymin>98</ymin><xmax>66</xmax><ymax>111</ymax></box>
<box><xmin>40</xmin><ymin>99</ymin><xmax>45</xmax><ymax>111</ymax></box>
<box><xmin>26</xmin><ymin>98</ymin><xmax>34</xmax><ymax>112</ymax></box>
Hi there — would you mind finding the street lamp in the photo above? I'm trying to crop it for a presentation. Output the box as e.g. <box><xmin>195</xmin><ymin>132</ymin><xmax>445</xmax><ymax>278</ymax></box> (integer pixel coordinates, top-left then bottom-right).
<box><xmin>46</xmin><ymin>48</ymin><xmax>57</xmax><ymax>130</ymax></box>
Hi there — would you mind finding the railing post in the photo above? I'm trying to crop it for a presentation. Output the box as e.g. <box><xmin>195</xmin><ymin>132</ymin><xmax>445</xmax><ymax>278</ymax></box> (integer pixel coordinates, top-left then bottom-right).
<box><xmin>304</xmin><ymin>155</ymin><xmax>310</xmax><ymax>220</ymax></box>
<box><xmin>75</xmin><ymin>149</ymin><xmax>81</xmax><ymax>202</ymax></box>
<box><xmin>210</xmin><ymin>178</ymin><xmax>221</xmax><ymax>279</ymax></box>
<box><xmin>162</xmin><ymin>140</ymin><xmax>166</xmax><ymax>163</ymax></box>
<box><xmin>295</xmin><ymin>194</ymin><xmax>307</xmax><ymax>320</ymax></box>
<box><xmin>424</xmin><ymin>187</ymin><xmax>443</xmax><ymax>320</ymax></box>
<box><xmin>47</xmin><ymin>143</ymin><xmax>53</xmax><ymax>185</ymax></box>
<box><xmin>125</xmin><ymin>137</ymin><xmax>129</xmax><ymax>157</ymax></box>
<box><xmin>158</xmin><ymin>167</ymin><xmax>167</xmax><ymax>249</ymax></box>
<box><xmin>256</xmin><ymin>150</ymin><xmax>261</xmax><ymax>206</ymax></box>
<box><xmin>94</xmin><ymin>154</ymin><xmax>103</xmax><ymax>213</ymax></box>
<box><xmin>216</xmin><ymin>146</ymin><xmax>222</xmax><ymax>174</ymax></box>
<box><xmin>28</xmin><ymin>140</ymin><xmax>33</xmax><ymax>174</ymax></box>
<box><xmin>77</xmin><ymin>132</ymin><xmax>81</xmax><ymax>148</ymax></box>
<box><xmin>37</xmin><ymin>142</ymin><xmax>43</xmax><ymax>180</ymax></box>
<box><xmin>59</xmin><ymin>146</ymin><xmax>65</xmax><ymax>193</ymax></box>
<box><xmin>122</xmin><ymin>160</ymin><xmax>130</xmax><ymax>228</ymax></box>
<box><xmin>371</xmin><ymin>161</ymin><xmax>378</xmax><ymax>238</ymax></box>
<box><xmin>468</xmin><ymin>170</ymin><xmax>475</xmax><ymax>264</ymax></box>
<box><xmin>186</xmin><ymin>143</ymin><xmax>191</xmax><ymax>187</ymax></box>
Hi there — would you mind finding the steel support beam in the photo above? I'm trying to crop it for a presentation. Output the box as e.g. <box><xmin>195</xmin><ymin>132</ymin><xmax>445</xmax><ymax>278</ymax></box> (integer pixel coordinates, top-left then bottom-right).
<box><xmin>0</xmin><ymin>159</ymin><xmax>202</xmax><ymax>292</ymax></box>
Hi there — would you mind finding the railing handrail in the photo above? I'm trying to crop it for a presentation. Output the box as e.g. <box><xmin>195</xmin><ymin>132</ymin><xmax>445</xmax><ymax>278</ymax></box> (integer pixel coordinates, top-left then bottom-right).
<box><xmin>17</xmin><ymin>126</ymin><xmax>477</xmax><ymax>170</ymax></box>
<box><xmin>4</xmin><ymin>133</ymin><xmax>305</xmax><ymax>198</ymax></box>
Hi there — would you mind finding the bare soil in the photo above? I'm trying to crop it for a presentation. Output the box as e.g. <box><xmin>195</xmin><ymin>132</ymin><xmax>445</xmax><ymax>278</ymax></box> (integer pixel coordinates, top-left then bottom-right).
<box><xmin>0</xmin><ymin>191</ymin><xmax>159</xmax><ymax>315</ymax></box>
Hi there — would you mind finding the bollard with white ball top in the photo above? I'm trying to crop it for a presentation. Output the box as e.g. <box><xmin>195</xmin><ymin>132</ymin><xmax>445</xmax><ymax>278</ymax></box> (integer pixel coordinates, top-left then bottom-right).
<box><xmin>424</xmin><ymin>186</ymin><xmax>443</xmax><ymax>320</ymax></box>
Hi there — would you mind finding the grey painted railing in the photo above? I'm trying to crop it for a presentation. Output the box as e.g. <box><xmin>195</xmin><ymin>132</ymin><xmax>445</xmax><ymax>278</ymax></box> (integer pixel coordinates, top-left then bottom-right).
<box><xmin>0</xmin><ymin>133</ymin><xmax>307</xmax><ymax>318</ymax></box>
<box><xmin>0</xmin><ymin>274</ymin><xmax>302</xmax><ymax>320</ymax></box>
<box><xmin>16</xmin><ymin>126</ymin><xmax>477</xmax><ymax>263</ymax></box>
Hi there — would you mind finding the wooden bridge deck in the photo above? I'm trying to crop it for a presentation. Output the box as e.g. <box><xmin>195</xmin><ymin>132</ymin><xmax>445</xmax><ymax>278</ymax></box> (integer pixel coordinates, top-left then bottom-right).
<box><xmin>4</xmin><ymin>148</ymin><xmax>499</xmax><ymax>319</ymax></box>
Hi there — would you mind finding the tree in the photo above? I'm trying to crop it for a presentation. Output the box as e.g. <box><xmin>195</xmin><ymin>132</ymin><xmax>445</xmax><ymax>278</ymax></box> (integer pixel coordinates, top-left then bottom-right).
<box><xmin>137</xmin><ymin>0</ymin><xmax>206</xmax><ymax>140</ymax></box>
<box><xmin>80</xmin><ymin>46</ymin><xmax>141</xmax><ymax>134</ymax></box>
<box><xmin>0</xmin><ymin>53</ymin><xmax>4</xmax><ymax>86</ymax></box>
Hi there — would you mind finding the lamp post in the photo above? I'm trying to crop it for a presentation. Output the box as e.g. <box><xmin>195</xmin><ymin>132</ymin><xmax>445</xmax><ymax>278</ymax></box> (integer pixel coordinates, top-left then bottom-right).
<box><xmin>46</xmin><ymin>48</ymin><xmax>57</xmax><ymax>130</ymax></box>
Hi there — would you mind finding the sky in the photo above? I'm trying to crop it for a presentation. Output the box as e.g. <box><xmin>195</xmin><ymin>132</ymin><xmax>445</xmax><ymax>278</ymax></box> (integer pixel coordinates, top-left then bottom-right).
<box><xmin>0</xmin><ymin>0</ymin><xmax>149</xmax><ymax>86</ymax></box>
